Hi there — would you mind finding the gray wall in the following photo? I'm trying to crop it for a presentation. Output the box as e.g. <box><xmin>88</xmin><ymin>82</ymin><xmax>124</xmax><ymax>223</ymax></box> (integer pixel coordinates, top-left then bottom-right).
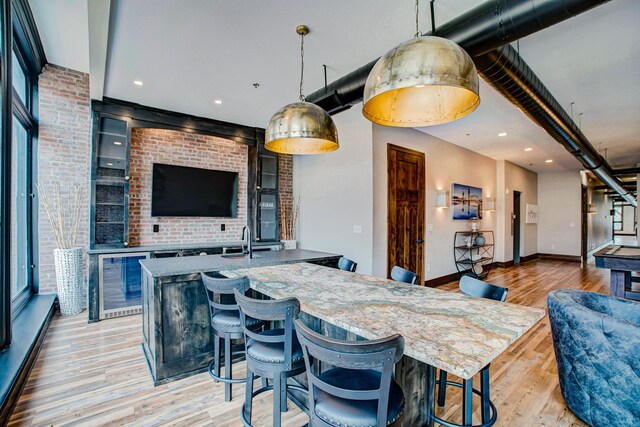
<box><xmin>294</xmin><ymin>107</ymin><xmax>374</xmax><ymax>274</ymax></box>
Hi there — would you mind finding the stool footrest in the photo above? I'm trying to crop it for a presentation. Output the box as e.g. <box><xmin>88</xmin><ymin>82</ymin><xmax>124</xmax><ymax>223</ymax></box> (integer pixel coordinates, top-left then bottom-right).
<box><xmin>207</xmin><ymin>351</ymin><xmax>250</xmax><ymax>385</ymax></box>
<box><xmin>240</xmin><ymin>383</ymin><xmax>309</xmax><ymax>427</ymax></box>
<box><xmin>434</xmin><ymin>379</ymin><xmax>497</xmax><ymax>427</ymax></box>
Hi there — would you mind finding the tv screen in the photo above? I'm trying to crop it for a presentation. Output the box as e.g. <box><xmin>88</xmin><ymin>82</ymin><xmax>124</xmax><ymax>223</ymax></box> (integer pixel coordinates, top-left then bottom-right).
<box><xmin>151</xmin><ymin>163</ymin><xmax>238</xmax><ymax>217</ymax></box>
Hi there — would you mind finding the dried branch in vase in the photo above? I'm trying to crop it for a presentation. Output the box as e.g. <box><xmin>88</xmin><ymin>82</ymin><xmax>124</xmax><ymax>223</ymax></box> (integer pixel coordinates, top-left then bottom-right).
<box><xmin>279</xmin><ymin>195</ymin><xmax>300</xmax><ymax>241</ymax></box>
<box><xmin>37</xmin><ymin>181</ymin><xmax>87</xmax><ymax>249</ymax></box>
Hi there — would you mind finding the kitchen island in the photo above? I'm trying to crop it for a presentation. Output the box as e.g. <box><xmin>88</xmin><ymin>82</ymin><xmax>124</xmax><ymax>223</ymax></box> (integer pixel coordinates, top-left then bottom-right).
<box><xmin>139</xmin><ymin>249</ymin><xmax>341</xmax><ymax>385</ymax></box>
<box><xmin>222</xmin><ymin>263</ymin><xmax>545</xmax><ymax>426</ymax></box>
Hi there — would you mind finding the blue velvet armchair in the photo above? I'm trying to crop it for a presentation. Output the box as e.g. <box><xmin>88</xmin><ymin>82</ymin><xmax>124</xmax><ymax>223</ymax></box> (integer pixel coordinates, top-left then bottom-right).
<box><xmin>547</xmin><ymin>290</ymin><xmax>640</xmax><ymax>427</ymax></box>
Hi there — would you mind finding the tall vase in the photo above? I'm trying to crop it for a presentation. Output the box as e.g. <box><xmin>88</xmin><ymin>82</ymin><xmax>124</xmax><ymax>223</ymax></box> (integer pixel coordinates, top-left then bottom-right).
<box><xmin>54</xmin><ymin>247</ymin><xmax>84</xmax><ymax>315</ymax></box>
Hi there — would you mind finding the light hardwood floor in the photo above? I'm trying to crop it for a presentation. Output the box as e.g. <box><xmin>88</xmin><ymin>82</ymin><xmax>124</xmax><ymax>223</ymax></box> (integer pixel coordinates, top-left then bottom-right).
<box><xmin>9</xmin><ymin>259</ymin><xmax>609</xmax><ymax>426</ymax></box>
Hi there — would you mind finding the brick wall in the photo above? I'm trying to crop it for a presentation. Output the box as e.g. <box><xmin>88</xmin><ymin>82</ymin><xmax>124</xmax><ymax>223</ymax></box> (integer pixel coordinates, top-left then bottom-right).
<box><xmin>128</xmin><ymin>128</ymin><xmax>249</xmax><ymax>245</ymax></box>
<box><xmin>37</xmin><ymin>64</ymin><xmax>91</xmax><ymax>293</ymax></box>
<box><xmin>35</xmin><ymin>64</ymin><xmax>294</xmax><ymax>292</ymax></box>
<box><xmin>278</xmin><ymin>154</ymin><xmax>294</xmax><ymax>239</ymax></box>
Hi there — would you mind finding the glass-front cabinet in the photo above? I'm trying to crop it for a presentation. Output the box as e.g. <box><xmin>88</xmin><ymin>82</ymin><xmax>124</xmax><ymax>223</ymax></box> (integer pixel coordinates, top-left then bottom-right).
<box><xmin>258</xmin><ymin>193</ymin><xmax>277</xmax><ymax>241</ymax></box>
<box><xmin>98</xmin><ymin>252</ymin><xmax>149</xmax><ymax>319</ymax></box>
<box><xmin>256</xmin><ymin>142</ymin><xmax>279</xmax><ymax>241</ymax></box>
<box><xmin>91</xmin><ymin>114</ymin><xmax>131</xmax><ymax>247</ymax></box>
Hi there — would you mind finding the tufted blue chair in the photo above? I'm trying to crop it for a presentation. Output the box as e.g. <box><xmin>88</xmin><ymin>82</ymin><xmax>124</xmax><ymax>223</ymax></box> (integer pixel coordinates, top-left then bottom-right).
<box><xmin>547</xmin><ymin>290</ymin><xmax>640</xmax><ymax>427</ymax></box>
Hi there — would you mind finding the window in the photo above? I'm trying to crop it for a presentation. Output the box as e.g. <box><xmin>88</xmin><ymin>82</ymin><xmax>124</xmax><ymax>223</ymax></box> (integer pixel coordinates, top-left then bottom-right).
<box><xmin>12</xmin><ymin>50</ymin><xmax>26</xmax><ymax>103</ymax></box>
<box><xmin>10</xmin><ymin>116</ymin><xmax>29</xmax><ymax>300</ymax></box>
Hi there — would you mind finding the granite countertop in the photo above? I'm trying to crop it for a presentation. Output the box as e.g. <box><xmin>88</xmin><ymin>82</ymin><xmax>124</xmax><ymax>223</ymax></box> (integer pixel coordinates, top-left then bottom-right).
<box><xmin>222</xmin><ymin>263</ymin><xmax>545</xmax><ymax>380</ymax></box>
<box><xmin>140</xmin><ymin>248</ymin><xmax>341</xmax><ymax>278</ymax></box>
<box><xmin>87</xmin><ymin>240</ymin><xmax>281</xmax><ymax>255</ymax></box>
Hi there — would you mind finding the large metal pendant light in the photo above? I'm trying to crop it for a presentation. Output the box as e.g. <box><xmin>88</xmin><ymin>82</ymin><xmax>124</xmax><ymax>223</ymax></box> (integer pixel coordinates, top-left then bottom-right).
<box><xmin>265</xmin><ymin>25</ymin><xmax>339</xmax><ymax>154</ymax></box>
<box><xmin>363</xmin><ymin>0</ymin><xmax>480</xmax><ymax>127</ymax></box>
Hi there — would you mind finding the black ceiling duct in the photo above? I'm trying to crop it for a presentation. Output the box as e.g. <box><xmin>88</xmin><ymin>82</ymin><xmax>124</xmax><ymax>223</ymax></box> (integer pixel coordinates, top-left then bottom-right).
<box><xmin>469</xmin><ymin>45</ymin><xmax>636</xmax><ymax>207</ymax></box>
<box><xmin>306</xmin><ymin>0</ymin><xmax>611</xmax><ymax>112</ymax></box>
<box><xmin>305</xmin><ymin>0</ymin><xmax>636</xmax><ymax>205</ymax></box>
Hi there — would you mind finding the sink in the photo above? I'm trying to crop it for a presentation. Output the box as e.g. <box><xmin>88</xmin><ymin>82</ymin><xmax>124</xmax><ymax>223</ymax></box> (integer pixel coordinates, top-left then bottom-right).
<box><xmin>220</xmin><ymin>253</ymin><xmax>261</xmax><ymax>259</ymax></box>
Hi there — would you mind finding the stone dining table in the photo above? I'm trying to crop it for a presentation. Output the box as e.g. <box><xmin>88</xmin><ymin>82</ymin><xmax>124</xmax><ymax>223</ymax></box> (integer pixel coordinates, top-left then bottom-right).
<box><xmin>222</xmin><ymin>262</ymin><xmax>545</xmax><ymax>426</ymax></box>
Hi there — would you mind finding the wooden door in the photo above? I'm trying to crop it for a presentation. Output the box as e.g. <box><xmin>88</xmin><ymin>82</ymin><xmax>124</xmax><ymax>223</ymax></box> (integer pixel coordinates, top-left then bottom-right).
<box><xmin>387</xmin><ymin>144</ymin><xmax>425</xmax><ymax>284</ymax></box>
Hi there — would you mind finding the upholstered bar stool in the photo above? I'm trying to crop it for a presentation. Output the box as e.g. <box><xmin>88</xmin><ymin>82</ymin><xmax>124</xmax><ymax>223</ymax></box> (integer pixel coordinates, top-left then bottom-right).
<box><xmin>390</xmin><ymin>266</ymin><xmax>418</xmax><ymax>285</ymax></box>
<box><xmin>436</xmin><ymin>275</ymin><xmax>507</xmax><ymax>427</ymax></box>
<box><xmin>294</xmin><ymin>319</ymin><xmax>406</xmax><ymax>427</ymax></box>
<box><xmin>234</xmin><ymin>290</ymin><xmax>307</xmax><ymax>427</ymax></box>
<box><xmin>200</xmin><ymin>272</ymin><xmax>263</xmax><ymax>402</ymax></box>
<box><xmin>338</xmin><ymin>257</ymin><xmax>358</xmax><ymax>272</ymax></box>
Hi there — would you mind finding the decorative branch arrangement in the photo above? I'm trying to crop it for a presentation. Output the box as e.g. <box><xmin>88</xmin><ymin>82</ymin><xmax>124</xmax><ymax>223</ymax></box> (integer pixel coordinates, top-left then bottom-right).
<box><xmin>37</xmin><ymin>182</ymin><xmax>87</xmax><ymax>249</ymax></box>
<box><xmin>279</xmin><ymin>195</ymin><xmax>300</xmax><ymax>241</ymax></box>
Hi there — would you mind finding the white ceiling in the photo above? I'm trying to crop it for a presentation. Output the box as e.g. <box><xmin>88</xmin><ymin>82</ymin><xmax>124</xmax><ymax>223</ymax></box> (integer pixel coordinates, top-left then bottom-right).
<box><xmin>28</xmin><ymin>0</ymin><xmax>89</xmax><ymax>73</ymax></box>
<box><xmin>29</xmin><ymin>0</ymin><xmax>640</xmax><ymax>174</ymax></box>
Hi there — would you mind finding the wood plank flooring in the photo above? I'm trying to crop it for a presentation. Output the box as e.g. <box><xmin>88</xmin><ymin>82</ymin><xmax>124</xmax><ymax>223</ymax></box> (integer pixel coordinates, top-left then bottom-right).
<box><xmin>9</xmin><ymin>259</ymin><xmax>609</xmax><ymax>426</ymax></box>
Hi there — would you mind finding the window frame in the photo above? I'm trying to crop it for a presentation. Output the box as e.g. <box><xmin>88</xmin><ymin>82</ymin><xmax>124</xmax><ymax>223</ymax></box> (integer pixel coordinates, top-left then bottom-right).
<box><xmin>1</xmin><ymin>0</ymin><xmax>45</xmax><ymax>350</ymax></box>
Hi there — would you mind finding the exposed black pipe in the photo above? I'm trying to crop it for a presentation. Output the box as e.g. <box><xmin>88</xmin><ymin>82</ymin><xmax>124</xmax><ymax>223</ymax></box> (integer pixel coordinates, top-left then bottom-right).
<box><xmin>613</xmin><ymin>167</ymin><xmax>640</xmax><ymax>176</ymax></box>
<box><xmin>595</xmin><ymin>183</ymin><xmax>636</xmax><ymax>191</ymax></box>
<box><xmin>474</xmin><ymin>44</ymin><xmax>636</xmax><ymax>207</ymax></box>
<box><xmin>307</xmin><ymin>0</ymin><xmax>611</xmax><ymax>112</ymax></box>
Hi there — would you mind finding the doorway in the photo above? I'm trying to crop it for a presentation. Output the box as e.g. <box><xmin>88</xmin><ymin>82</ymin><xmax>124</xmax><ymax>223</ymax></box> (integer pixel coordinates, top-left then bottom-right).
<box><xmin>387</xmin><ymin>144</ymin><xmax>425</xmax><ymax>284</ymax></box>
<box><xmin>513</xmin><ymin>191</ymin><xmax>522</xmax><ymax>264</ymax></box>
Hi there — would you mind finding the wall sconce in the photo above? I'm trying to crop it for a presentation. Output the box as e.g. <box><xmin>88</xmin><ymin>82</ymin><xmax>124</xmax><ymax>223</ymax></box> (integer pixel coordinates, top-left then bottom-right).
<box><xmin>435</xmin><ymin>190</ymin><xmax>449</xmax><ymax>208</ymax></box>
<box><xmin>588</xmin><ymin>203</ymin><xmax>597</xmax><ymax>214</ymax></box>
<box><xmin>484</xmin><ymin>196</ymin><xmax>495</xmax><ymax>211</ymax></box>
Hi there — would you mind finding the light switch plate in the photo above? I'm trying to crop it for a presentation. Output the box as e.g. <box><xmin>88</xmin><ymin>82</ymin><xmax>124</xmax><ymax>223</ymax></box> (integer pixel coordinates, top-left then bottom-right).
<box><xmin>353</xmin><ymin>225</ymin><xmax>362</xmax><ymax>234</ymax></box>
<box><xmin>427</xmin><ymin>224</ymin><xmax>434</xmax><ymax>232</ymax></box>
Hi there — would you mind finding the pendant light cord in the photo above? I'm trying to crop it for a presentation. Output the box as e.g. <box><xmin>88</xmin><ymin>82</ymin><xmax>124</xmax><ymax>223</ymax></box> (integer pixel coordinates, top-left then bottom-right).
<box><xmin>415</xmin><ymin>0</ymin><xmax>436</xmax><ymax>37</ymax></box>
<box><xmin>430</xmin><ymin>0</ymin><xmax>436</xmax><ymax>35</ymax></box>
<box><xmin>299</xmin><ymin>32</ymin><xmax>305</xmax><ymax>102</ymax></box>
<box><xmin>415</xmin><ymin>0</ymin><xmax>420</xmax><ymax>37</ymax></box>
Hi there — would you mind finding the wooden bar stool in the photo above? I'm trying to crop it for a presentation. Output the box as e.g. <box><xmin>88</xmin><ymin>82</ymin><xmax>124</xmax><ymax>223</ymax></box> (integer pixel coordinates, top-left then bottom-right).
<box><xmin>435</xmin><ymin>275</ymin><xmax>506</xmax><ymax>426</ymax></box>
<box><xmin>294</xmin><ymin>319</ymin><xmax>405</xmax><ymax>427</ymax></box>
<box><xmin>234</xmin><ymin>290</ymin><xmax>308</xmax><ymax>427</ymax></box>
<box><xmin>201</xmin><ymin>272</ymin><xmax>263</xmax><ymax>402</ymax></box>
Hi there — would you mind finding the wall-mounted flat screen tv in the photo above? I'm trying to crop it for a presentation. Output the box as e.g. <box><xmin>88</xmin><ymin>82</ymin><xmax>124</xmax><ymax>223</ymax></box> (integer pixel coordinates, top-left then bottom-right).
<box><xmin>151</xmin><ymin>163</ymin><xmax>238</xmax><ymax>217</ymax></box>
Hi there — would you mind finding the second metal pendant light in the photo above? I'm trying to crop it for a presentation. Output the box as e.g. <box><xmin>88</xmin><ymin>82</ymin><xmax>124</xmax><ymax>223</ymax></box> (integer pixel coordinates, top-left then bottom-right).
<box><xmin>362</xmin><ymin>0</ymin><xmax>480</xmax><ymax>127</ymax></box>
<box><xmin>265</xmin><ymin>25</ymin><xmax>339</xmax><ymax>155</ymax></box>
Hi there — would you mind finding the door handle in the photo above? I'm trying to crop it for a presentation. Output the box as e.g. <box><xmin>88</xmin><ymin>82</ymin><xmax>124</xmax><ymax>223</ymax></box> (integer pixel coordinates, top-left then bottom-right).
<box><xmin>416</xmin><ymin>239</ymin><xmax>424</xmax><ymax>244</ymax></box>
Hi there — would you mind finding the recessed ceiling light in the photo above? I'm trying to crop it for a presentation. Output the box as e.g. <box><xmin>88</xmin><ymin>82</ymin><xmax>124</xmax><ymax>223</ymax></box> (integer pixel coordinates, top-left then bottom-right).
<box><xmin>498</xmin><ymin>132</ymin><xmax>507</xmax><ymax>137</ymax></box>
<box><xmin>524</xmin><ymin>147</ymin><xmax>533</xmax><ymax>151</ymax></box>
<box><xmin>113</xmin><ymin>141</ymin><xmax>122</xmax><ymax>146</ymax></box>
<box><xmin>545</xmin><ymin>159</ymin><xmax>553</xmax><ymax>163</ymax></box>
<box><xmin>133</xmin><ymin>80</ymin><xmax>144</xmax><ymax>86</ymax></box>
<box><xmin>213</xmin><ymin>99</ymin><xmax>223</xmax><ymax>105</ymax></box>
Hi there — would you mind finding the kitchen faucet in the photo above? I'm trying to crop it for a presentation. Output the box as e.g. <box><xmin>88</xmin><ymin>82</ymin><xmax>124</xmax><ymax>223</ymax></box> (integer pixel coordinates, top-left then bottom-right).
<box><xmin>241</xmin><ymin>225</ymin><xmax>253</xmax><ymax>259</ymax></box>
